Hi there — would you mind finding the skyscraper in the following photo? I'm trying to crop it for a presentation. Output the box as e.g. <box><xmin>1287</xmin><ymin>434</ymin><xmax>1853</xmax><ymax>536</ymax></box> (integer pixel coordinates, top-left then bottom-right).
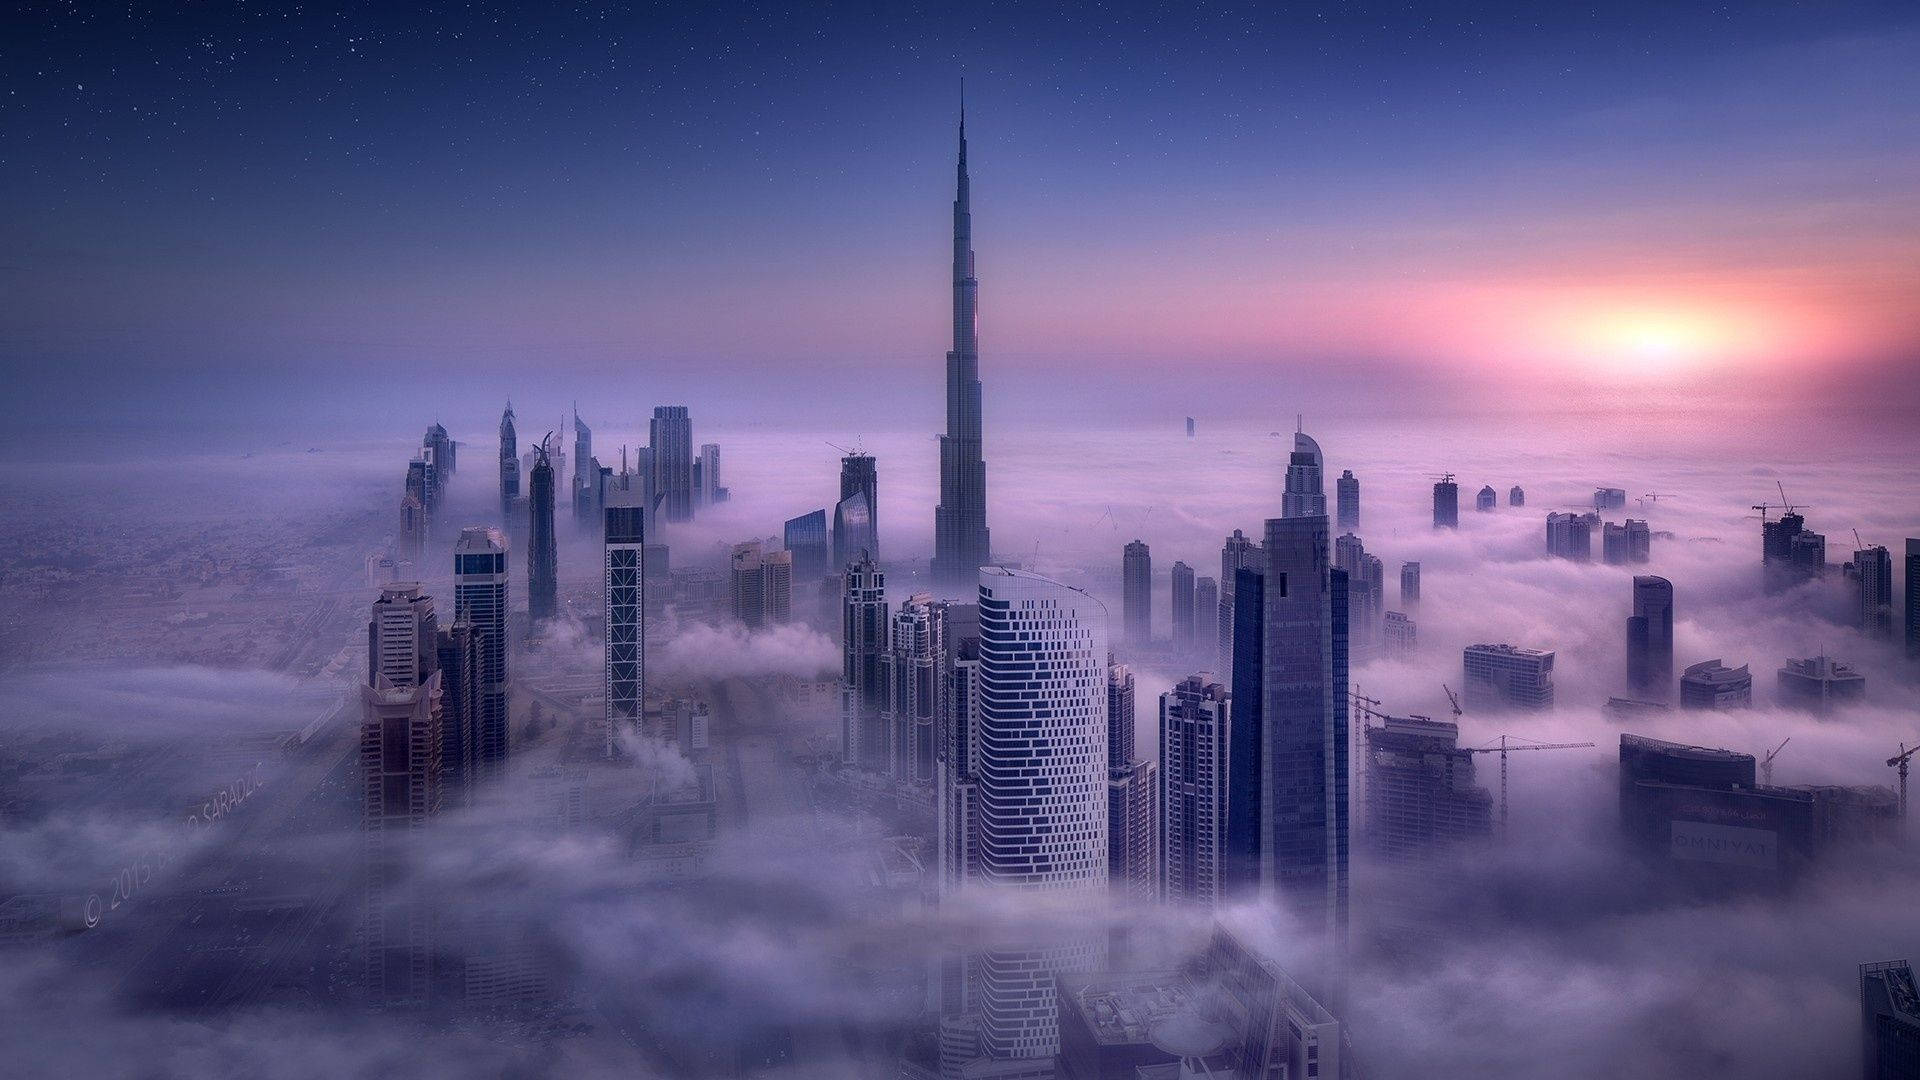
<box><xmin>976</xmin><ymin>567</ymin><xmax>1108</xmax><ymax>1059</ymax></box>
<box><xmin>649</xmin><ymin>406</ymin><xmax>694</xmax><ymax>523</ymax></box>
<box><xmin>498</xmin><ymin>403</ymin><xmax>519</xmax><ymax>518</ymax></box>
<box><xmin>1433</xmin><ymin>475</ymin><xmax>1458</xmax><ymax>529</ymax></box>
<box><xmin>1400</xmin><ymin>561</ymin><xmax>1421</xmax><ymax>608</ymax></box>
<box><xmin>1282</xmin><ymin>431</ymin><xmax>1327</xmax><ymax>518</ymax></box>
<box><xmin>1219</xmin><ymin>529</ymin><xmax>1261</xmax><ymax>677</ymax></box>
<box><xmin>1476</xmin><ymin>485</ymin><xmax>1496</xmax><ymax>511</ymax></box>
<box><xmin>1122</xmin><ymin>540</ymin><xmax>1152</xmax><ymax>644</ymax></box>
<box><xmin>1159</xmin><ymin>675</ymin><xmax>1229</xmax><ymax>908</ymax></box>
<box><xmin>1224</xmin><ymin>563</ymin><xmax>1265</xmax><ymax>895</ymax></box>
<box><xmin>1626</xmin><ymin>575</ymin><xmax>1674</xmax><ymax>700</ymax></box>
<box><xmin>527</xmin><ymin>435</ymin><xmax>558</xmax><ymax>625</ymax></box>
<box><xmin>730</xmin><ymin>541</ymin><xmax>793</xmax><ymax>627</ymax></box>
<box><xmin>931</xmin><ymin>111</ymin><xmax>991</xmax><ymax>590</ymax></box>
<box><xmin>1777</xmin><ymin>655</ymin><xmax>1866</xmax><ymax>713</ymax></box>
<box><xmin>1462</xmin><ymin>643</ymin><xmax>1555</xmax><ymax>710</ymax></box>
<box><xmin>604</xmin><ymin>496</ymin><xmax>646</xmax><ymax>759</ymax></box>
<box><xmin>1170</xmin><ymin>560</ymin><xmax>1196</xmax><ymax>647</ymax></box>
<box><xmin>571</xmin><ymin>407</ymin><xmax>593</xmax><ymax>522</ymax></box>
<box><xmin>1680</xmin><ymin>659</ymin><xmax>1752</xmax><ymax>709</ymax></box>
<box><xmin>1106</xmin><ymin>663</ymin><xmax>1157</xmax><ymax>903</ymax></box>
<box><xmin>884</xmin><ymin>593</ymin><xmax>945</xmax><ymax>784</ymax></box>
<box><xmin>1261</xmin><ymin>512</ymin><xmax>1349</xmax><ymax>984</ymax></box>
<box><xmin>841</xmin><ymin>556</ymin><xmax>889</xmax><ymax>770</ymax></box>
<box><xmin>1509</xmin><ymin>485</ymin><xmax>1525</xmax><ymax>507</ymax></box>
<box><xmin>1547</xmin><ymin>511</ymin><xmax>1597</xmax><ymax>560</ymax></box>
<box><xmin>1362</xmin><ymin>713</ymin><xmax>1492</xmax><ymax>940</ymax></box>
<box><xmin>1908</xmin><ymin>540</ymin><xmax>1920</xmax><ymax>659</ymax></box>
<box><xmin>695</xmin><ymin>443</ymin><xmax>722</xmax><ymax>507</ymax></box>
<box><xmin>1334</xmin><ymin>533</ymin><xmax>1382</xmax><ymax>648</ymax></box>
<box><xmin>783</xmin><ymin>509</ymin><xmax>830</xmax><ymax>580</ymax></box>
<box><xmin>362</xmin><ymin>584</ymin><xmax>444</xmax><ymax>1007</ymax></box>
<box><xmin>454</xmin><ymin>527</ymin><xmax>509</xmax><ymax>777</ymax></box>
<box><xmin>1860</xmin><ymin>959</ymin><xmax>1920</xmax><ymax>1080</ymax></box>
<box><xmin>424</xmin><ymin>421</ymin><xmax>456</xmax><ymax>481</ymax></box>
<box><xmin>1194</xmin><ymin>575</ymin><xmax>1218</xmax><ymax>655</ymax></box>
<box><xmin>1763</xmin><ymin>510</ymin><xmax>1826</xmax><ymax>592</ymax></box>
<box><xmin>435</xmin><ymin>619</ymin><xmax>480</xmax><ymax>806</ymax></box>
<box><xmin>1335</xmin><ymin>469</ymin><xmax>1359</xmax><ymax>530</ymax></box>
<box><xmin>836</xmin><ymin>452</ymin><xmax>878</xmax><ymax>568</ymax></box>
<box><xmin>1855</xmin><ymin>544</ymin><xmax>1894</xmax><ymax>638</ymax></box>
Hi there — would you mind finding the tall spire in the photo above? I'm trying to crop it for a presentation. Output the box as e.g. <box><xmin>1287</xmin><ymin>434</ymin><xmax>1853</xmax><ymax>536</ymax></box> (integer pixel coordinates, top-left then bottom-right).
<box><xmin>932</xmin><ymin>95</ymin><xmax>991</xmax><ymax>591</ymax></box>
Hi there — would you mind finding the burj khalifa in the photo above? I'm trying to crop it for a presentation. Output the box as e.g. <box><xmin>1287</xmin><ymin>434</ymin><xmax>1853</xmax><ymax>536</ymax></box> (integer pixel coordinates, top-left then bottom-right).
<box><xmin>931</xmin><ymin>106</ymin><xmax>992</xmax><ymax>589</ymax></box>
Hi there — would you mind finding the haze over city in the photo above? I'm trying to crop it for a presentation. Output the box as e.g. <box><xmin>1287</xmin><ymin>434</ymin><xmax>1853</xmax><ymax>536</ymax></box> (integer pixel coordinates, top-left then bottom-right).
<box><xmin>3</xmin><ymin>3</ymin><xmax>1919</xmax><ymax>1080</ymax></box>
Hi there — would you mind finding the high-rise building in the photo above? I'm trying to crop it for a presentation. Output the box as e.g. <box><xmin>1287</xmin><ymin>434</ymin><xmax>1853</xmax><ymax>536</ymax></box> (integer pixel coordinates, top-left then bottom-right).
<box><xmin>424</xmin><ymin>421</ymin><xmax>456</xmax><ymax>481</ymax></box>
<box><xmin>1860</xmin><ymin>959</ymin><xmax>1920</xmax><ymax>1080</ymax></box>
<box><xmin>649</xmin><ymin>406</ymin><xmax>694</xmax><ymax>523</ymax></box>
<box><xmin>1224</xmin><ymin>563</ymin><xmax>1264</xmax><ymax>896</ymax></box>
<box><xmin>454</xmin><ymin>527</ymin><xmax>509</xmax><ymax>777</ymax></box>
<box><xmin>1462</xmin><ymin>643</ymin><xmax>1555</xmax><ymax>710</ymax></box>
<box><xmin>729</xmin><ymin>541</ymin><xmax>792</xmax><ymax>627</ymax></box>
<box><xmin>1509</xmin><ymin>485</ymin><xmax>1525</xmax><ymax>507</ymax></box>
<box><xmin>1777</xmin><ymin>655</ymin><xmax>1866</xmax><ymax>713</ymax></box>
<box><xmin>1170</xmin><ymin>560</ymin><xmax>1196</xmax><ymax>646</ymax></box>
<box><xmin>1594</xmin><ymin>487</ymin><xmax>1627</xmax><ymax>510</ymax></box>
<box><xmin>604</xmin><ymin>496</ymin><xmax>646</xmax><ymax>758</ymax></box>
<box><xmin>695</xmin><ymin>443</ymin><xmax>722</xmax><ymax>507</ymax></box>
<box><xmin>1626</xmin><ymin>575</ymin><xmax>1674</xmax><ymax>700</ymax></box>
<box><xmin>435</xmin><ymin>620</ymin><xmax>480</xmax><ymax>805</ymax></box>
<box><xmin>1282</xmin><ymin>431</ymin><xmax>1327</xmax><ymax>519</ymax></box>
<box><xmin>498</xmin><ymin>403</ymin><xmax>519</xmax><ymax>519</ymax></box>
<box><xmin>571</xmin><ymin>408</ymin><xmax>593</xmax><ymax>523</ymax></box>
<box><xmin>1547</xmin><ymin>511</ymin><xmax>1597</xmax><ymax>560</ymax></box>
<box><xmin>1260</xmin><ymin>512</ymin><xmax>1349</xmax><ymax>983</ymax></box>
<box><xmin>931</xmin><ymin>112</ymin><xmax>992</xmax><ymax>591</ymax></box>
<box><xmin>1400</xmin><ymin>561</ymin><xmax>1421</xmax><ymax>608</ymax></box>
<box><xmin>1335</xmin><ymin>470</ymin><xmax>1359</xmax><ymax>530</ymax></box>
<box><xmin>1159</xmin><ymin>675</ymin><xmax>1229</xmax><ymax>907</ymax></box>
<box><xmin>1602</xmin><ymin>519</ymin><xmax>1652</xmax><ymax>564</ymax></box>
<box><xmin>527</xmin><ymin>435</ymin><xmax>558</xmax><ymax>625</ymax></box>
<box><xmin>783</xmin><ymin>509</ymin><xmax>830</xmax><ymax>580</ymax></box>
<box><xmin>841</xmin><ymin>557</ymin><xmax>889</xmax><ymax>770</ymax></box>
<box><xmin>1106</xmin><ymin>664</ymin><xmax>1157</xmax><ymax>903</ymax></box>
<box><xmin>1763</xmin><ymin>511</ymin><xmax>1826</xmax><ymax>592</ymax></box>
<box><xmin>1194</xmin><ymin>576</ymin><xmax>1218</xmax><ymax>655</ymax></box>
<box><xmin>362</xmin><ymin>584</ymin><xmax>444</xmax><ymax>1007</ymax></box>
<box><xmin>1122</xmin><ymin>540</ymin><xmax>1152</xmax><ymax>644</ymax></box>
<box><xmin>836</xmin><ymin>452</ymin><xmax>878</xmax><ymax>568</ymax></box>
<box><xmin>398</xmin><ymin>491</ymin><xmax>427</xmax><ymax>566</ymax></box>
<box><xmin>1383</xmin><ymin>610</ymin><xmax>1416</xmax><ymax>655</ymax></box>
<box><xmin>1908</xmin><ymin>540</ymin><xmax>1920</xmax><ymax>660</ymax></box>
<box><xmin>1476</xmin><ymin>485</ymin><xmax>1496</xmax><ymax>511</ymax></box>
<box><xmin>976</xmin><ymin>567</ymin><xmax>1108</xmax><ymax>1059</ymax></box>
<box><xmin>1218</xmin><ymin>529</ymin><xmax>1261</xmax><ymax>677</ymax></box>
<box><xmin>1334</xmin><ymin>533</ymin><xmax>1382</xmax><ymax>648</ymax></box>
<box><xmin>1433</xmin><ymin>475</ymin><xmax>1458</xmax><ymax>529</ymax></box>
<box><xmin>937</xmin><ymin>616</ymin><xmax>984</xmax><ymax>898</ymax></box>
<box><xmin>1363</xmin><ymin>713</ymin><xmax>1492</xmax><ymax>938</ymax></box>
<box><xmin>1680</xmin><ymin>659</ymin><xmax>1752</xmax><ymax>709</ymax></box>
<box><xmin>884</xmin><ymin>593</ymin><xmax>945</xmax><ymax>784</ymax></box>
<box><xmin>1855</xmin><ymin>545</ymin><xmax>1895</xmax><ymax>639</ymax></box>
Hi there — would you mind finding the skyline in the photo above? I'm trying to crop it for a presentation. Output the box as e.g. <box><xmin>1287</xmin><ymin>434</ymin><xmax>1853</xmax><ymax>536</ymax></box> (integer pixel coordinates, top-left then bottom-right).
<box><xmin>6</xmin><ymin>2</ymin><xmax>1920</xmax><ymax>441</ymax></box>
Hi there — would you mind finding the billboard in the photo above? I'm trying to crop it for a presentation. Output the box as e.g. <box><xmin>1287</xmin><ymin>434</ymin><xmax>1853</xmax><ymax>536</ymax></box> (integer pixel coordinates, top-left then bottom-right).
<box><xmin>1670</xmin><ymin>820</ymin><xmax>1778</xmax><ymax>869</ymax></box>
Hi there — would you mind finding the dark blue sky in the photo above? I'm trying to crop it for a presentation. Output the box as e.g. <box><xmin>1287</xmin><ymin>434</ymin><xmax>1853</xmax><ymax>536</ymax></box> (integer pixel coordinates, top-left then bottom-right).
<box><xmin>5</xmin><ymin>1</ymin><xmax>1917</xmax><ymax>444</ymax></box>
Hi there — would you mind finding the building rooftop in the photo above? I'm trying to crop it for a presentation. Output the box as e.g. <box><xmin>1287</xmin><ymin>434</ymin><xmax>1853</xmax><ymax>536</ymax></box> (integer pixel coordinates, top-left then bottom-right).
<box><xmin>1620</xmin><ymin>732</ymin><xmax>1751</xmax><ymax>762</ymax></box>
<box><xmin>1466</xmin><ymin>643</ymin><xmax>1554</xmax><ymax>658</ymax></box>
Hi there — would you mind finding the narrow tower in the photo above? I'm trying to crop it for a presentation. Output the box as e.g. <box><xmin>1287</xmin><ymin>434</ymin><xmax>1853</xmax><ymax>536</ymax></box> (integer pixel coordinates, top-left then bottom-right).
<box><xmin>932</xmin><ymin>105</ymin><xmax>991</xmax><ymax>589</ymax></box>
<box><xmin>527</xmin><ymin>433</ymin><xmax>558</xmax><ymax>624</ymax></box>
<box><xmin>498</xmin><ymin>403</ymin><xmax>520</xmax><ymax>518</ymax></box>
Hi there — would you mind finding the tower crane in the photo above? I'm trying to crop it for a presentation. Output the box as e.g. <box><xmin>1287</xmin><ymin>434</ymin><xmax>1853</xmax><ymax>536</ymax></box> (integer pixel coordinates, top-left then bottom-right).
<box><xmin>1760</xmin><ymin>737</ymin><xmax>1791</xmax><ymax>787</ymax></box>
<box><xmin>1890</xmin><ymin>742</ymin><xmax>1920</xmax><ymax>823</ymax></box>
<box><xmin>1637</xmin><ymin>493</ymin><xmax>1674</xmax><ymax>510</ymax></box>
<box><xmin>1466</xmin><ymin>735</ymin><xmax>1595</xmax><ymax>833</ymax></box>
<box><xmin>1751</xmin><ymin>481</ymin><xmax>1811</xmax><ymax>523</ymax></box>
<box><xmin>1443</xmin><ymin>684</ymin><xmax>1462</xmax><ymax>719</ymax></box>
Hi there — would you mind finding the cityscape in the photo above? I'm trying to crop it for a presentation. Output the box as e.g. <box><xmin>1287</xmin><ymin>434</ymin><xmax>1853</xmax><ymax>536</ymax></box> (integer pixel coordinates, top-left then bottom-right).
<box><xmin>4</xmin><ymin>3</ymin><xmax>1920</xmax><ymax>1079</ymax></box>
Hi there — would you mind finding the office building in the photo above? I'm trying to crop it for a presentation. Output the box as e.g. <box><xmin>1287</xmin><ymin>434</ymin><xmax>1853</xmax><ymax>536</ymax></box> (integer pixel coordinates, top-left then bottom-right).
<box><xmin>1054</xmin><ymin>927</ymin><xmax>1342</xmax><ymax>1080</ymax></box>
<box><xmin>1122</xmin><ymin>540</ymin><xmax>1151</xmax><ymax>644</ymax></box>
<box><xmin>784</xmin><ymin>509</ymin><xmax>830</xmax><ymax>580</ymax></box>
<box><xmin>1603</xmin><ymin>519</ymin><xmax>1652</xmax><ymax>564</ymax></box>
<box><xmin>362</xmin><ymin>584</ymin><xmax>444</xmax><ymax>1007</ymax></box>
<box><xmin>1433</xmin><ymin>475</ymin><xmax>1458</xmax><ymax>529</ymax></box>
<box><xmin>1680</xmin><ymin>659</ymin><xmax>1752</xmax><ymax>709</ymax></box>
<box><xmin>1384</xmin><ymin>610</ymin><xmax>1416</xmax><ymax>655</ymax></box>
<box><xmin>1476</xmin><ymin>485</ymin><xmax>1496</xmax><ymax>511</ymax></box>
<box><xmin>498</xmin><ymin>403</ymin><xmax>519</xmax><ymax>518</ymax></box>
<box><xmin>527</xmin><ymin>437</ymin><xmax>558</xmax><ymax>624</ymax></box>
<box><xmin>1334</xmin><ymin>533</ymin><xmax>1382</xmax><ymax>648</ymax></box>
<box><xmin>423</xmin><ymin>421</ymin><xmax>456</xmax><ymax>480</ymax></box>
<box><xmin>1223</xmin><ymin>563</ymin><xmax>1264</xmax><ymax>896</ymax></box>
<box><xmin>1159</xmin><ymin>676</ymin><xmax>1229</xmax><ymax>907</ymax></box>
<box><xmin>1855</xmin><ymin>545</ymin><xmax>1895</xmax><ymax>639</ymax></box>
<box><xmin>604</xmin><ymin>497</ymin><xmax>646</xmax><ymax>758</ymax></box>
<box><xmin>647</xmin><ymin>406</ymin><xmax>693</xmax><ymax>523</ymax></box>
<box><xmin>975</xmin><ymin>567</ymin><xmax>1109</xmax><ymax>1059</ymax></box>
<box><xmin>453</xmin><ymin>527</ymin><xmax>509</xmax><ymax>776</ymax></box>
<box><xmin>1763</xmin><ymin>511</ymin><xmax>1827</xmax><ymax>592</ymax></box>
<box><xmin>1336</xmin><ymin>469</ymin><xmax>1359</xmax><ymax>530</ymax></box>
<box><xmin>1260</xmin><ymin>512</ymin><xmax>1350</xmax><ymax>981</ymax></box>
<box><xmin>842</xmin><ymin>557</ymin><xmax>889</xmax><ymax>770</ymax></box>
<box><xmin>434</xmin><ymin>620</ymin><xmax>480</xmax><ymax>805</ymax></box>
<box><xmin>1462</xmin><ymin>643</ymin><xmax>1555</xmax><ymax>710</ymax></box>
<box><xmin>1777</xmin><ymin>655</ymin><xmax>1866</xmax><ymax>713</ymax></box>
<box><xmin>1170</xmin><ymin>560</ymin><xmax>1196</xmax><ymax>647</ymax></box>
<box><xmin>884</xmin><ymin>593</ymin><xmax>946</xmax><ymax>784</ymax></box>
<box><xmin>1594</xmin><ymin>487</ymin><xmax>1627</xmax><ymax>510</ymax></box>
<box><xmin>570</xmin><ymin>408</ymin><xmax>593</xmax><ymax>522</ymax></box>
<box><xmin>1107</xmin><ymin>664</ymin><xmax>1157</xmax><ymax>903</ymax></box>
<box><xmin>1282</xmin><ymin>431</ymin><xmax>1327</xmax><ymax>519</ymax></box>
<box><xmin>1509</xmin><ymin>485</ymin><xmax>1525</xmax><ymax>507</ymax></box>
<box><xmin>1363</xmin><ymin>714</ymin><xmax>1492</xmax><ymax>938</ymax></box>
<box><xmin>398</xmin><ymin>491</ymin><xmax>427</xmax><ymax>566</ymax></box>
<box><xmin>1546</xmin><ymin>511</ymin><xmax>1596</xmax><ymax>560</ymax></box>
<box><xmin>1194</xmin><ymin>576</ymin><xmax>1218</xmax><ymax>655</ymax></box>
<box><xmin>931</xmin><ymin>113</ymin><xmax>992</xmax><ymax>591</ymax></box>
<box><xmin>937</xmin><ymin>623</ymin><xmax>984</xmax><ymax>898</ymax></box>
<box><xmin>729</xmin><ymin>541</ymin><xmax>793</xmax><ymax>628</ymax></box>
<box><xmin>1861</xmin><ymin>959</ymin><xmax>1920</xmax><ymax>1080</ymax></box>
<box><xmin>1907</xmin><ymin>540</ymin><xmax>1920</xmax><ymax>660</ymax></box>
<box><xmin>694</xmin><ymin>443</ymin><xmax>722</xmax><ymax>507</ymax></box>
<box><xmin>1400</xmin><ymin>561</ymin><xmax>1420</xmax><ymax>608</ymax></box>
<box><xmin>836</xmin><ymin>452</ymin><xmax>879</xmax><ymax>568</ymax></box>
<box><xmin>1626</xmin><ymin>575</ymin><xmax>1674</xmax><ymax>700</ymax></box>
<box><xmin>1218</xmin><ymin>529</ymin><xmax>1261</xmax><ymax>677</ymax></box>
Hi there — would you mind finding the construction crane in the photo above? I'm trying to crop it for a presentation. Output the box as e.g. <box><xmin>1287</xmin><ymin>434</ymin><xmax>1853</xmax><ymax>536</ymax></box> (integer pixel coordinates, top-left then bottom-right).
<box><xmin>1751</xmin><ymin>481</ymin><xmax>1811</xmax><ymax>523</ymax></box>
<box><xmin>1443</xmin><ymin>684</ymin><xmax>1462</xmax><ymax>718</ymax></box>
<box><xmin>1760</xmin><ymin>737</ymin><xmax>1791</xmax><ymax>786</ymax></box>
<box><xmin>1637</xmin><ymin>492</ymin><xmax>1674</xmax><ymax>510</ymax></box>
<box><xmin>1467</xmin><ymin>735</ymin><xmax>1595</xmax><ymax>833</ymax></box>
<box><xmin>1890</xmin><ymin>742</ymin><xmax>1920</xmax><ymax>823</ymax></box>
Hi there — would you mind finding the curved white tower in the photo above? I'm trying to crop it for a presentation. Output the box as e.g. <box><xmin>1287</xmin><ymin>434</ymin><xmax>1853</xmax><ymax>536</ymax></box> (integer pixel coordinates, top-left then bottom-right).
<box><xmin>976</xmin><ymin>566</ymin><xmax>1108</xmax><ymax>1058</ymax></box>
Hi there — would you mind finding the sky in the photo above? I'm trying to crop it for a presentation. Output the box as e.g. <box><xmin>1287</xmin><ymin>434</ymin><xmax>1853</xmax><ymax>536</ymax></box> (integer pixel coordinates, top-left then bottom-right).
<box><xmin>4</xmin><ymin>1</ymin><xmax>1919</xmax><ymax>445</ymax></box>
